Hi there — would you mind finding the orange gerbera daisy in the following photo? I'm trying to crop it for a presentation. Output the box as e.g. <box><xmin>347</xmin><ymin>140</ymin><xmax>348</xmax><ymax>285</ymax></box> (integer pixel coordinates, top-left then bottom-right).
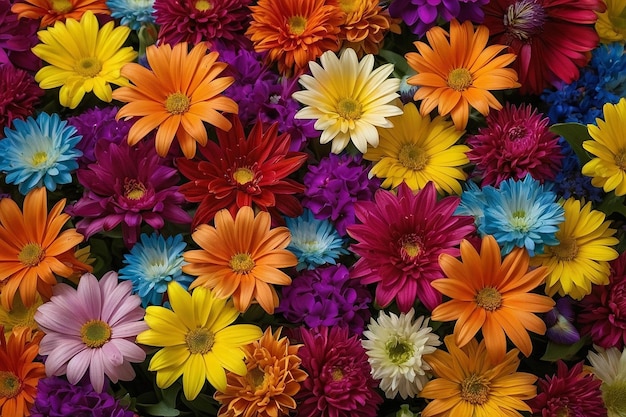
<box><xmin>183</xmin><ymin>206</ymin><xmax>297</xmax><ymax>314</ymax></box>
<box><xmin>338</xmin><ymin>0</ymin><xmax>401</xmax><ymax>56</ymax></box>
<box><xmin>431</xmin><ymin>235</ymin><xmax>555</xmax><ymax>362</ymax></box>
<box><xmin>0</xmin><ymin>187</ymin><xmax>86</xmax><ymax>310</ymax></box>
<box><xmin>0</xmin><ymin>328</ymin><xmax>45</xmax><ymax>417</ymax></box>
<box><xmin>214</xmin><ymin>327</ymin><xmax>307</xmax><ymax>417</ymax></box>
<box><xmin>113</xmin><ymin>42</ymin><xmax>238</xmax><ymax>159</ymax></box>
<box><xmin>405</xmin><ymin>19</ymin><xmax>520</xmax><ymax>130</ymax></box>
<box><xmin>246</xmin><ymin>0</ymin><xmax>344</xmax><ymax>76</ymax></box>
<box><xmin>11</xmin><ymin>0</ymin><xmax>109</xmax><ymax>28</ymax></box>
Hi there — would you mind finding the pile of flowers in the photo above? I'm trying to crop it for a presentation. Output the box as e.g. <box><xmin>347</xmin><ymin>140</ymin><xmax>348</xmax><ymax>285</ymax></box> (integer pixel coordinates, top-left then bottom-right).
<box><xmin>1</xmin><ymin>0</ymin><xmax>626</xmax><ymax>416</ymax></box>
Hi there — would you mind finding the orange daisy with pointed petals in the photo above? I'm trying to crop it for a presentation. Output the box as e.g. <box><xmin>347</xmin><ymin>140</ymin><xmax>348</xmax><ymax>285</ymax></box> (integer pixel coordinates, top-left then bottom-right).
<box><xmin>406</xmin><ymin>19</ymin><xmax>520</xmax><ymax>130</ymax></box>
<box><xmin>11</xmin><ymin>0</ymin><xmax>109</xmax><ymax>28</ymax></box>
<box><xmin>183</xmin><ymin>207</ymin><xmax>297</xmax><ymax>314</ymax></box>
<box><xmin>0</xmin><ymin>187</ymin><xmax>87</xmax><ymax>311</ymax></box>
<box><xmin>0</xmin><ymin>328</ymin><xmax>45</xmax><ymax>417</ymax></box>
<box><xmin>113</xmin><ymin>42</ymin><xmax>238</xmax><ymax>159</ymax></box>
<box><xmin>431</xmin><ymin>235</ymin><xmax>555</xmax><ymax>363</ymax></box>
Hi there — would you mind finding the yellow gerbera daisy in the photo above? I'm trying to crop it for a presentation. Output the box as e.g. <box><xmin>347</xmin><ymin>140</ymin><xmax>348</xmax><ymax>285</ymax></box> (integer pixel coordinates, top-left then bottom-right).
<box><xmin>582</xmin><ymin>98</ymin><xmax>626</xmax><ymax>195</ymax></box>
<box><xmin>292</xmin><ymin>47</ymin><xmax>403</xmax><ymax>154</ymax></box>
<box><xmin>136</xmin><ymin>282</ymin><xmax>262</xmax><ymax>400</ymax></box>
<box><xmin>31</xmin><ymin>11</ymin><xmax>137</xmax><ymax>109</ymax></box>
<box><xmin>595</xmin><ymin>0</ymin><xmax>626</xmax><ymax>43</ymax></box>
<box><xmin>531</xmin><ymin>198</ymin><xmax>619</xmax><ymax>300</ymax></box>
<box><xmin>363</xmin><ymin>102</ymin><xmax>469</xmax><ymax>194</ymax></box>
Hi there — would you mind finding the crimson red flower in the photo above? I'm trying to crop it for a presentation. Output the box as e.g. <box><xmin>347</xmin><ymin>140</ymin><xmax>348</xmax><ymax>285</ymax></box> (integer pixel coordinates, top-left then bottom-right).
<box><xmin>177</xmin><ymin>115</ymin><xmax>307</xmax><ymax>229</ymax></box>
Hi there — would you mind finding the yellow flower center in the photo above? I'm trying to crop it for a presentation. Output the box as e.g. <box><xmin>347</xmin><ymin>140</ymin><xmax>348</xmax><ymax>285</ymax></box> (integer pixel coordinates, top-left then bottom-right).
<box><xmin>336</xmin><ymin>97</ymin><xmax>363</xmax><ymax>121</ymax></box>
<box><xmin>556</xmin><ymin>406</ymin><xmax>572</xmax><ymax>417</ymax></box>
<box><xmin>185</xmin><ymin>327</ymin><xmax>215</xmax><ymax>354</ymax></box>
<box><xmin>331</xmin><ymin>367</ymin><xmax>344</xmax><ymax>381</ymax></box>
<box><xmin>229</xmin><ymin>253</ymin><xmax>255</xmax><ymax>274</ymax></box>
<box><xmin>165</xmin><ymin>92</ymin><xmax>190</xmax><ymax>115</ymax></box>
<box><xmin>232</xmin><ymin>167</ymin><xmax>255</xmax><ymax>185</ymax></box>
<box><xmin>447</xmin><ymin>68</ymin><xmax>473</xmax><ymax>91</ymax></box>
<box><xmin>247</xmin><ymin>367</ymin><xmax>266</xmax><ymax>389</ymax></box>
<box><xmin>550</xmin><ymin>236</ymin><xmax>579</xmax><ymax>261</ymax></box>
<box><xmin>0</xmin><ymin>371</ymin><xmax>21</xmax><ymax>399</ymax></box>
<box><xmin>75</xmin><ymin>57</ymin><xmax>102</xmax><ymax>78</ymax></box>
<box><xmin>80</xmin><ymin>320</ymin><xmax>112</xmax><ymax>348</ymax></box>
<box><xmin>398</xmin><ymin>144</ymin><xmax>429</xmax><ymax>171</ymax></box>
<box><xmin>604</xmin><ymin>380</ymin><xmax>626</xmax><ymax>415</ymax></box>
<box><xmin>339</xmin><ymin>0</ymin><xmax>360</xmax><ymax>13</ymax></box>
<box><xmin>194</xmin><ymin>0</ymin><xmax>211</xmax><ymax>11</ymax></box>
<box><xmin>475</xmin><ymin>287</ymin><xmax>502</xmax><ymax>311</ymax></box>
<box><xmin>614</xmin><ymin>149</ymin><xmax>626</xmax><ymax>170</ymax></box>
<box><xmin>50</xmin><ymin>0</ymin><xmax>73</xmax><ymax>13</ymax></box>
<box><xmin>288</xmin><ymin>15</ymin><xmax>307</xmax><ymax>35</ymax></box>
<box><xmin>18</xmin><ymin>243</ymin><xmax>45</xmax><ymax>267</ymax></box>
<box><xmin>400</xmin><ymin>234</ymin><xmax>422</xmax><ymax>260</ymax></box>
<box><xmin>31</xmin><ymin>151</ymin><xmax>48</xmax><ymax>166</ymax></box>
<box><xmin>385</xmin><ymin>336</ymin><xmax>414</xmax><ymax>364</ymax></box>
<box><xmin>124</xmin><ymin>178</ymin><xmax>147</xmax><ymax>200</ymax></box>
<box><xmin>460</xmin><ymin>373</ymin><xmax>490</xmax><ymax>405</ymax></box>
<box><xmin>510</xmin><ymin>210</ymin><xmax>531</xmax><ymax>233</ymax></box>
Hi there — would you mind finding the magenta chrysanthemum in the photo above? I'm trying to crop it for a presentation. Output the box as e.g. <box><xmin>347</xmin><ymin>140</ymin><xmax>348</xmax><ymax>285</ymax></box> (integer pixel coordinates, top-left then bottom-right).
<box><xmin>297</xmin><ymin>326</ymin><xmax>382</xmax><ymax>417</ymax></box>
<box><xmin>34</xmin><ymin>272</ymin><xmax>148</xmax><ymax>393</ymax></box>
<box><xmin>347</xmin><ymin>181</ymin><xmax>475</xmax><ymax>312</ymax></box>
<box><xmin>0</xmin><ymin>0</ymin><xmax>40</xmax><ymax>71</ymax></box>
<box><xmin>578</xmin><ymin>251</ymin><xmax>626</xmax><ymax>350</ymax></box>
<box><xmin>0</xmin><ymin>64</ymin><xmax>43</xmax><ymax>133</ymax></box>
<box><xmin>68</xmin><ymin>139</ymin><xmax>191</xmax><ymax>247</ymax></box>
<box><xmin>153</xmin><ymin>0</ymin><xmax>251</xmax><ymax>47</ymax></box>
<box><xmin>467</xmin><ymin>103</ymin><xmax>563</xmax><ymax>186</ymax></box>
<box><xmin>529</xmin><ymin>361</ymin><xmax>607</xmax><ymax>417</ymax></box>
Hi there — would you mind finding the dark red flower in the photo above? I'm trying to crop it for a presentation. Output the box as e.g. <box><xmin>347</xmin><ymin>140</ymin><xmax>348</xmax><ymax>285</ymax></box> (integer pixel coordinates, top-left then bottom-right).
<box><xmin>0</xmin><ymin>65</ymin><xmax>43</xmax><ymax>133</ymax></box>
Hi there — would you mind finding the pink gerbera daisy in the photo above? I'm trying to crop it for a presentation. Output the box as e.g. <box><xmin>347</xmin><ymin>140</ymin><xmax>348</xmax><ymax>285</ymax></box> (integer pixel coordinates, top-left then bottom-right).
<box><xmin>467</xmin><ymin>103</ymin><xmax>563</xmax><ymax>186</ymax></box>
<box><xmin>347</xmin><ymin>182</ymin><xmax>475</xmax><ymax>312</ymax></box>
<box><xmin>483</xmin><ymin>0</ymin><xmax>605</xmax><ymax>95</ymax></box>
<box><xmin>34</xmin><ymin>272</ymin><xmax>148</xmax><ymax>393</ymax></box>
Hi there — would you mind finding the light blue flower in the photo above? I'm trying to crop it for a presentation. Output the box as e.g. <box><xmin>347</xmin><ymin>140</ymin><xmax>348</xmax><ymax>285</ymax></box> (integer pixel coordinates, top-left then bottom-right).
<box><xmin>286</xmin><ymin>209</ymin><xmax>349</xmax><ymax>271</ymax></box>
<box><xmin>106</xmin><ymin>0</ymin><xmax>155</xmax><ymax>30</ymax></box>
<box><xmin>479</xmin><ymin>175</ymin><xmax>565</xmax><ymax>256</ymax></box>
<box><xmin>118</xmin><ymin>233</ymin><xmax>192</xmax><ymax>307</ymax></box>
<box><xmin>455</xmin><ymin>180</ymin><xmax>487</xmax><ymax>230</ymax></box>
<box><xmin>0</xmin><ymin>113</ymin><xmax>82</xmax><ymax>195</ymax></box>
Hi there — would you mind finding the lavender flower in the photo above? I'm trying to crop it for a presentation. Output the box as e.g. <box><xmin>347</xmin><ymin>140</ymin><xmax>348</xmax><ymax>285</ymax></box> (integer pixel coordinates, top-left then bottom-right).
<box><xmin>545</xmin><ymin>297</ymin><xmax>581</xmax><ymax>344</ymax></box>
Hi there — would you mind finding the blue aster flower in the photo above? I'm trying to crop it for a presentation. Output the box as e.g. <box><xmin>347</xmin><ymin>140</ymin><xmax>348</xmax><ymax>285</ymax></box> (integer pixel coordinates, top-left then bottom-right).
<box><xmin>118</xmin><ymin>233</ymin><xmax>192</xmax><ymax>307</ymax></box>
<box><xmin>0</xmin><ymin>112</ymin><xmax>82</xmax><ymax>195</ymax></box>
<box><xmin>106</xmin><ymin>0</ymin><xmax>156</xmax><ymax>30</ymax></box>
<box><xmin>479</xmin><ymin>175</ymin><xmax>565</xmax><ymax>256</ymax></box>
<box><xmin>286</xmin><ymin>209</ymin><xmax>349</xmax><ymax>271</ymax></box>
<box><xmin>549</xmin><ymin>138</ymin><xmax>603</xmax><ymax>203</ymax></box>
<box><xmin>455</xmin><ymin>180</ymin><xmax>487</xmax><ymax>230</ymax></box>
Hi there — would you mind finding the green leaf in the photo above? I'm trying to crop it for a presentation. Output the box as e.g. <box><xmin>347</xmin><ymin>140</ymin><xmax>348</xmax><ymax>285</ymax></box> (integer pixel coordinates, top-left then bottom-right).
<box><xmin>541</xmin><ymin>336</ymin><xmax>589</xmax><ymax>362</ymax></box>
<box><xmin>377</xmin><ymin>49</ymin><xmax>410</xmax><ymax>78</ymax></box>
<box><xmin>596</xmin><ymin>190</ymin><xmax>626</xmax><ymax>217</ymax></box>
<box><xmin>549</xmin><ymin>123</ymin><xmax>593</xmax><ymax>165</ymax></box>
<box><xmin>140</xmin><ymin>402</ymin><xmax>181</xmax><ymax>417</ymax></box>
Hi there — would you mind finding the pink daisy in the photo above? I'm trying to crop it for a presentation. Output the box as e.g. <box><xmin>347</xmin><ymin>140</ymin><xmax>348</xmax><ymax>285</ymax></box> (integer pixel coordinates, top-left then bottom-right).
<box><xmin>467</xmin><ymin>103</ymin><xmax>563</xmax><ymax>186</ymax></box>
<box><xmin>34</xmin><ymin>272</ymin><xmax>148</xmax><ymax>393</ymax></box>
<box><xmin>347</xmin><ymin>182</ymin><xmax>475</xmax><ymax>312</ymax></box>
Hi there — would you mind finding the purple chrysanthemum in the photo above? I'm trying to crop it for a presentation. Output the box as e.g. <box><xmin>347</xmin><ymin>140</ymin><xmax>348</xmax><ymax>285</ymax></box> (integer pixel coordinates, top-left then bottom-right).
<box><xmin>303</xmin><ymin>154</ymin><xmax>381</xmax><ymax>236</ymax></box>
<box><xmin>388</xmin><ymin>0</ymin><xmax>489</xmax><ymax>37</ymax></box>
<box><xmin>277</xmin><ymin>264</ymin><xmax>372</xmax><ymax>334</ymax></box>
<box><xmin>0</xmin><ymin>64</ymin><xmax>43</xmax><ymax>133</ymax></box>
<box><xmin>68</xmin><ymin>139</ymin><xmax>191</xmax><ymax>247</ymax></box>
<box><xmin>154</xmin><ymin>0</ymin><xmax>251</xmax><ymax>47</ymax></box>
<box><xmin>0</xmin><ymin>0</ymin><xmax>39</xmax><ymax>71</ymax></box>
<box><xmin>67</xmin><ymin>107</ymin><xmax>133</xmax><ymax>166</ymax></box>
<box><xmin>297</xmin><ymin>326</ymin><xmax>383</xmax><ymax>417</ymax></box>
<box><xmin>31</xmin><ymin>376</ymin><xmax>135</xmax><ymax>417</ymax></box>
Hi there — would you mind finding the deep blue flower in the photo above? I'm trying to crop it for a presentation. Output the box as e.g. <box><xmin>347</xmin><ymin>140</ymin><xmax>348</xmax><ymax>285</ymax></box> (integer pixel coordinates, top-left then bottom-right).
<box><xmin>286</xmin><ymin>209</ymin><xmax>349</xmax><ymax>271</ymax></box>
<box><xmin>106</xmin><ymin>0</ymin><xmax>156</xmax><ymax>30</ymax></box>
<box><xmin>0</xmin><ymin>112</ymin><xmax>82</xmax><ymax>195</ymax></box>
<box><xmin>549</xmin><ymin>138</ymin><xmax>603</xmax><ymax>203</ymax></box>
<box><xmin>118</xmin><ymin>233</ymin><xmax>192</xmax><ymax>307</ymax></box>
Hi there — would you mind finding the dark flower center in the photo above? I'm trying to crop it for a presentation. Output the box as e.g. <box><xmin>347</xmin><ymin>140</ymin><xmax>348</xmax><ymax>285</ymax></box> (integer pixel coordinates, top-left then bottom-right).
<box><xmin>165</xmin><ymin>92</ymin><xmax>190</xmax><ymax>115</ymax></box>
<box><xmin>550</xmin><ymin>235</ymin><xmax>579</xmax><ymax>261</ymax></box>
<box><xmin>80</xmin><ymin>319</ymin><xmax>112</xmax><ymax>348</ymax></box>
<box><xmin>194</xmin><ymin>0</ymin><xmax>212</xmax><ymax>11</ymax></box>
<box><xmin>185</xmin><ymin>327</ymin><xmax>215</xmax><ymax>354</ymax></box>
<box><xmin>247</xmin><ymin>367</ymin><xmax>266</xmax><ymax>389</ymax></box>
<box><xmin>75</xmin><ymin>57</ymin><xmax>102</xmax><ymax>78</ymax></box>
<box><xmin>475</xmin><ymin>287</ymin><xmax>502</xmax><ymax>311</ymax></box>
<box><xmin>0</xmin><ymin>371</ymin><xmax>21</xmax><ymax>399</ymax></box>
<box><xmin>51</xmin><ymin>0</ymin><xmax>73</xmax><ymax>12</ymax></box>
<box><xmin>614</xmin><ymin>150</ymin><xmax>626</xmax><ymax>171</ymax></box>
<box><xmin>385</xmin><ymin>336</ymin><xmax>414</xmax><ymax>364</ymax></box>
<box><xmin>399</xmin><ymin>234</ymin><xmax>422</xmax><ymax>261</ymax></box>
<box><xmin>460</xmin><ymin>373</ymin><xmax>490</xmax><ymax>405</ymax></box>
<box><xmin>398</xmin><ymin>144</ymin><xmax>429</xmax><ymax>171</ymax></box>
<box><xmin>504</xmin><ymin>0</ymin><xmax>547</xmax><ymax>40</ymax></box>
<box><xmin>288</xmin><ymin>15</ymin><xmax>307</xmax><ymax>35</ymax></box>
<box><xmin>229</xmin><ymin>253</ymin><xmax>255</xmax><ymax>274</ymax></box>
<box><xmin>447</xmin><ymin>68</ymin><xmax>473</xmax><ymax>91</ymax></box>
<box><xmin>18</xmin><ymin>243</ymin><xmax>45</xmax><ymax>267</ymax></box>
<box><xmin>124</xmin><ymin>178</ymin><xmax>147</xmax><ymax>200</ymax></box>
<box><xmin>336</xmin><ymin>97</ymin><xmax>362</xmax><ymax>121</ymax></box>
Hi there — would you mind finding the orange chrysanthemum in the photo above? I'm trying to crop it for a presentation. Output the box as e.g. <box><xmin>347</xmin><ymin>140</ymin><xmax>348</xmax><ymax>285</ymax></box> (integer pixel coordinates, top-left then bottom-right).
<box><xmin>113</xmin><ymin>42</ymin><xmax>238</xmax><ymax>159</ymax></box>
<box><xmin>338</xmin><ymin>0</ymin><xmax>401</xmax><ymax>56</ymax></box>
<box><xmin>214</xmin><ymin>327</ymin><xmax>307</xmax><ymax>417</ymax></box>
<box><xmin>183</xmin><ymin>206</ymin><xmax>297</xmax><ymax>314</ymax></box>
<box><xmin>246</xmin><ymin>0</ymin><xmax>344</xmax><ymax>75</ymax></box>
<box><xmin>405</xmin><ymin>19</ymin><xmax>520</xmax><ymax>130</ymax></box>
<box><xmin>0</xmin><ymin>187</ymin><xmax>86</xmax><ymax>311</ymax></box>
<box><xmin>431</xmin><ymin>235</ymin><xmax>555</xmax><ymax>362</ymax></box>
<box><xmin>11</xmin><ymin>0</ymin><xmax>109</xmax><ymax>28</ymax></box>
<box><xmin>0</xmin><ymin>328</ymin><xmax>45</xmax><ymax>417</ymax></box>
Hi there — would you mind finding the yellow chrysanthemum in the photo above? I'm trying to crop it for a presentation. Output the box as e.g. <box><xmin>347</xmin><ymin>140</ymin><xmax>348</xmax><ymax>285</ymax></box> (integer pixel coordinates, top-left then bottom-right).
<box><xmin>595</xmin><ymin>0</ymin><xmax>626</xmax><ymax>43</ymax></box>
<box><xmin>293</xmin><ymin>47</ymin><xmax>403</xmax><ymax>154</ymax></box>
<box><xmin>32</xmin><ymin>11</ymin><xmax>137</xmax><ymax>109</ymax></box>
<box><xmin>363</xmin><ymin>102</ymin><xmax>469</xmax><ymax>194</ymax></box>
<box><xmin>136</xmin><ymin>283</ymin><xmax>262</xmax><ymax>400</ymax></box>
<box><xmin>582</xmin><ymin>98</ymin><xmax>626</xmax><ymax>195</ymax></box>
<box><xmin>531</xmin><ymin>198</ymin><xmax>619</xmax><ymax>300</ymax></box>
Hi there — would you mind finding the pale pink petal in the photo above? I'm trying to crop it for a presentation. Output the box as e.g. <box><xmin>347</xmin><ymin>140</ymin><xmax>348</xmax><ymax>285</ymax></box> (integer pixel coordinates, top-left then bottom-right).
<box><xmin>77</xmin><ymin>273</ymin><xmax>102</xmax><ymax>319</ymax></box>
<box><xmin>43</xmin><ymin>342</ymin><xmax>86</xmax><ymax>376</ymax></box>
<box><xmin>66</xmin><ymin>349</ymin><xmax>93</xmax><ymax>385</ymax></box>
<box><xmin>89</xmin><ymin>348</ymin><xmax>106</xmax><ymax>392</ymax></box>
